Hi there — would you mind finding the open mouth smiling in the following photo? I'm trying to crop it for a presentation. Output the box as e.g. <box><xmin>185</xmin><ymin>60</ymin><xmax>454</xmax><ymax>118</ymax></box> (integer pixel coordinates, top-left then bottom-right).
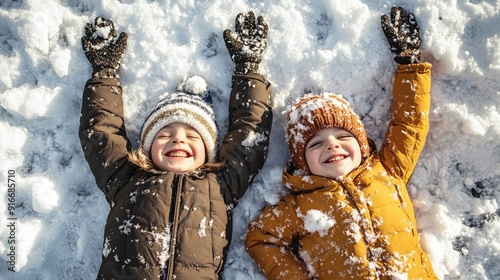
<box><xmin>324</xmin><ymin>155</ymin><xmax>347</xmax><ymax>163</ymax></box>
<box><xmin>165</xmin><ymin>150</ymin><xmax>192</xmax><ymax>158</ymax></box>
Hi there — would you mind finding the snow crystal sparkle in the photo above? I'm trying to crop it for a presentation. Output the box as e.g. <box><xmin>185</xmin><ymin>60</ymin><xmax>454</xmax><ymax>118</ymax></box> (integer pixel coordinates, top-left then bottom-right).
<box><xmin>0</xmin><ymin>1</ymin><xmax>498</xmax><ymax>279</ymax></box>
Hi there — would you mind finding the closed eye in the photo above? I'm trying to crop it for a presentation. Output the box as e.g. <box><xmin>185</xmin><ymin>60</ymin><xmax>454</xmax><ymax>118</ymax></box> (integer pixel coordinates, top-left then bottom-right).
<box><xmin>156</xmin><ymin>134</ymin><xmax>171</xmax><ymax>139</ymax></box>
<box><xmin>306</xmin><ymin>141</ymin><xmax>322</xmax><ymax>149</ymax></box>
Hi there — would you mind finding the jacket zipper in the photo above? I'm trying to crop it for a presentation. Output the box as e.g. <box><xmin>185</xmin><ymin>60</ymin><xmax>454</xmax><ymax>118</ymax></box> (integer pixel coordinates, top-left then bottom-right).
<box><xmin>342</xmin><ymin>179</ymin><xmax>378</xmax><ymax>278</ymax></box>
<box><xmin>164</xmin><ymin>174</ymin><xmax>183</xmax><ymax>280</ymax></box>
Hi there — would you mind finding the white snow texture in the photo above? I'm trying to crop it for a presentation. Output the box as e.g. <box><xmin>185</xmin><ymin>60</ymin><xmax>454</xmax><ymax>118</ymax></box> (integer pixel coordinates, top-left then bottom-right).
<box><xmin>0</xmin><ymin>0</ymin><xmax>499</xmax><ymax>279</ymax></box>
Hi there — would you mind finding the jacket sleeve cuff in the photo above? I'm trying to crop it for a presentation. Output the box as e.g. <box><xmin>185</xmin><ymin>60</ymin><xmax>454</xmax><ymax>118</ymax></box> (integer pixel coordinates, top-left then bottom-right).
<box><xmin>231</xmin><ymin>72</ymin><xmax>271</xmax><ymax>90</ymax></box>
<box><xmin>397</xmin><ymin>62</ymin><xmax>433</xmax><ymax>73</ymax></box>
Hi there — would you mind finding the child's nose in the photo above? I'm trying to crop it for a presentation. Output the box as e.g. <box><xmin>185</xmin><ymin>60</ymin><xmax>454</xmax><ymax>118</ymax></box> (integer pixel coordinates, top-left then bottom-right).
<box><xmin>326</xmin><ymin>138</ymin><xmax>340</xmax><ymax>150</ymax></box>
<box><xmin>171</xmin><ymin>134</ymin><xmax>186</xmax><ymax>143</ymax></box>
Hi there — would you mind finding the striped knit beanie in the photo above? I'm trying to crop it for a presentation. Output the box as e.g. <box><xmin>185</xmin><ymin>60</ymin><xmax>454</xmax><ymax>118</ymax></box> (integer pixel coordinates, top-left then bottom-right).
<box><xmin>284</xmin><ymin>93</ymin><xmax>370</xmax><ymax>173</ymax></box>
<box><xmin>139</xmin><ymin>76</ymin><xmax>218</xmax><ymax>162</ymax></box>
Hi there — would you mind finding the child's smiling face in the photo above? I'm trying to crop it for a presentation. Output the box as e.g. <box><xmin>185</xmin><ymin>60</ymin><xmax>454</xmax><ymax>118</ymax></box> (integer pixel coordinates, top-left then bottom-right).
<box><xmin>305</xmin><ymin>127</ymin><xmax>362</xmax><ymax>179</ymax></box>
<box><xmin>150</xmin><ymin>122</ymin><xmax>206</xmax><ymax>173</ymax></box>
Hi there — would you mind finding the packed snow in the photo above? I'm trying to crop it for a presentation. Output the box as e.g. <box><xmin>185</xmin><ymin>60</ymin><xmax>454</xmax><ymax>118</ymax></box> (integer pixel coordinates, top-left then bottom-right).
<box><xmin>0</xmin><ymin>0</ymin><xmax>499</xmax><ymax>279</ymax></box>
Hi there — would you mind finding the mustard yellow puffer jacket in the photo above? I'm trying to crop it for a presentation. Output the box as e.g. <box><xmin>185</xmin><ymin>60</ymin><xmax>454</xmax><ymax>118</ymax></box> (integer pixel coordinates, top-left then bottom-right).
<box><xmin>246</xmin><ymin>63</ymin><xmax>437</xmax><ymax>279</ymax></box>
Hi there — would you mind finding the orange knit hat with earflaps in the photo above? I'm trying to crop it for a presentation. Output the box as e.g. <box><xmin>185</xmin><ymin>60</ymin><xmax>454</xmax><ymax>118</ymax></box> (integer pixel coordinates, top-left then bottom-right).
<box><xmin>283</xmin><ymin>93</ymin><xmax>371</xmax><ymax>173</ymax></box>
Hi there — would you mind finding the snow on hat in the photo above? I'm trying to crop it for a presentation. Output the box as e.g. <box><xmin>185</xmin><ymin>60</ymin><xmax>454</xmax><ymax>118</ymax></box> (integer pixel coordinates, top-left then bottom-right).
<box><xmin>284</xmin><ymin>93</ymin><xmax>370</xmax><ymax>173</ymax></box>
<box><xmin>139</xmin><ymin>76</ymin><xmax>218</xmax><ymax>162</ymax></box>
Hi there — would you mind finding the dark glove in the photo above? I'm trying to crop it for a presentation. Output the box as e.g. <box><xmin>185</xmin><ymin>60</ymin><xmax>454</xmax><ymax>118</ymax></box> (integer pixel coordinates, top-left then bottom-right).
<box><xmin>381</xmin><ymin>7</ymin><xmax>421</xmax><ymax>64</ymax></box>
<box><xmin>223</xmin><ymin>11</ymin><xmax>268</xmax><ymax>74</ymax></box>
<box><xmin>81</xmin><ymin>17</ymin><xmax>128</xmax><ymax>77</ymax></box>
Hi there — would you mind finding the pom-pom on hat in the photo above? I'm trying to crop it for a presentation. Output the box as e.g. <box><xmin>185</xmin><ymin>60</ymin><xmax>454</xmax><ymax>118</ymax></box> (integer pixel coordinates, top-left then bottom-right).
<box><xmin>284</xmin><ymin>93</ymin><xmax>370</xmax><ymax>173</ymax></box>
<box><xmin>139</xmin><ymin>76</ymin><xmax>218</xmax><ymax>162</ymax></box>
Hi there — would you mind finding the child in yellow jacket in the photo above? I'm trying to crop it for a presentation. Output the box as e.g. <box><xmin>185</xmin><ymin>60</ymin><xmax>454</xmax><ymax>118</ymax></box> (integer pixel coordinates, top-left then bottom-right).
<box><xmin>245</xmin><ymin>7</ymin><xmax>438</xmax><ymax>279</ymax></box>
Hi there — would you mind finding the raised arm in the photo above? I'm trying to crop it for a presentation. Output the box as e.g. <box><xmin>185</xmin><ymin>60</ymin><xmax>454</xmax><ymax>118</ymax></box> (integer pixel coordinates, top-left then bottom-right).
<box><xmin>79</xmin><ymin>17</ymin><xmax>134</xmax><ymax>203</ymax></box>
<box><xmin>218</xmin><ymin>12</ymin><xmax>273</xmax><ymax>203</ymax></box>
<box><xmin>380</xmin><ymin>8</ymin><xmax>432</xmax><ymax>183</ymax></box>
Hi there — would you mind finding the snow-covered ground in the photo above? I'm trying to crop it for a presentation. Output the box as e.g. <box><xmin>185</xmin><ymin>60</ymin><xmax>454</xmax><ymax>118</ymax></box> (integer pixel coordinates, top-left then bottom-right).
<box><xmin>1</xmin><ymin>0</ymin><xmax>499</xmax><ymax>279</ymax></box>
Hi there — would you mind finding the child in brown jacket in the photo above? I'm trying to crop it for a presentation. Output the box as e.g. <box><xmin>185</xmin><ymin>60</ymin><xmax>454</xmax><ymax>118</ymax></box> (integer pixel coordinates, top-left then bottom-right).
<box><xmin>79</xmin><ymin>12</ymin><xmax>271</xmax><ymax>279</ymax></box>
<box><xmin>245</xmin><ymin>7</ymin><xmax>438</xmax><ymax>279</ymax></box>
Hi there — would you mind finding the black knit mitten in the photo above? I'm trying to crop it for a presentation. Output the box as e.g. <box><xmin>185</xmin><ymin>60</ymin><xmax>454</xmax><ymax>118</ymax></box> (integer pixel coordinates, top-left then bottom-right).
<box><xmin>81</xmin><ymin>17</ymin><xmax>128</xmax><ymax>77</ymax></box>
<box><xmin>381</xmin><ymin>7</ymin><xmax>421</xmax><ymax>64</ymax></box>
<box><xmin>223</xmin><ymin>11</ymin><xmax>268</xmax><ymax>74</ymax></box>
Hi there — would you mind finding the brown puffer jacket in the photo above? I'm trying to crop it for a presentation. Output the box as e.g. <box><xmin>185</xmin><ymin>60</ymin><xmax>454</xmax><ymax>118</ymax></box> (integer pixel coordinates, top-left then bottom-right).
<box><xmin>79</xmin><ymin>73</ymin><xmax>272</xmax><ymax>279</ymax></box>
<box><xmin>246</xmin><ymin>63</ymin><xmax>438</xmax><ymax>279</ymax></box>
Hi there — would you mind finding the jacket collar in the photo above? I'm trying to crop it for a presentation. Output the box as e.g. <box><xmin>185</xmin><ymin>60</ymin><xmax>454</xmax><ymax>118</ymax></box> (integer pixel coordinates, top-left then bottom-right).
<box><xmin>282</xmin><ymin>152</ymin><xmax>376</xmax><ymax>193</ymax></box>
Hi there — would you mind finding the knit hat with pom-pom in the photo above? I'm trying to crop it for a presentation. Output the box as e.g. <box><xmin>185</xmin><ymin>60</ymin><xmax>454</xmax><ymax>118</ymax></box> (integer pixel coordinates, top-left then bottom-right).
<box><xmin>139</xmin><ymin>76</ymin><xmax>218</xmax><ymax>162</ymax></box>
<box><xmin>284</xmin><ymin>93</ymin><xmax>370</xmax><ymax>173</ymax></box>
